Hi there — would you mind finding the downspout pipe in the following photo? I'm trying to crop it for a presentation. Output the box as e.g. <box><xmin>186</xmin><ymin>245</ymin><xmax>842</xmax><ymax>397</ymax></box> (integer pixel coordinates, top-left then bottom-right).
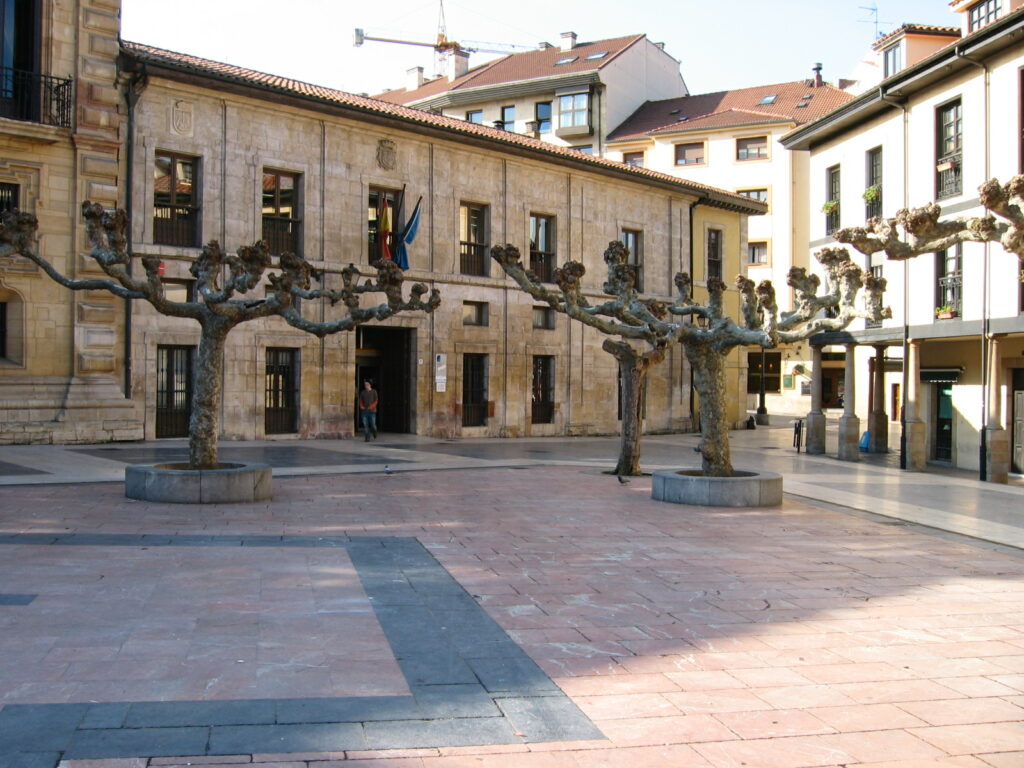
<box><xmin>688</xmin><ymin>199</ymin><xmax>700</xmax><ymax>431</ymax></box>
<box><xmin>120</xmin><ymin>59</ymin><xmax>147</xmax><ymax>399</ymax></box>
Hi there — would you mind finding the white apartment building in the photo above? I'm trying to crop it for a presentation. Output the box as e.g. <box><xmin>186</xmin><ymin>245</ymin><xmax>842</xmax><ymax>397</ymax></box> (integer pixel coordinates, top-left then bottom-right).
<box><xmin>782</xmin><ymin>1</ymin><xmax>1024</xmax><ymax>481</ymax></box>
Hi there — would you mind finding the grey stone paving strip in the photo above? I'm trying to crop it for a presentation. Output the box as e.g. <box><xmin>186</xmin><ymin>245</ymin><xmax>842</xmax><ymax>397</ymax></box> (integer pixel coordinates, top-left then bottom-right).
<box><xmin>0</xmin><ymin>594</ymin><xmax>36</xmax><ymax>605</ymax></box>
<box><xmin>0</xmin><ymin>534</ymin><xmax>603</xmax><ymax>764</ymax></box>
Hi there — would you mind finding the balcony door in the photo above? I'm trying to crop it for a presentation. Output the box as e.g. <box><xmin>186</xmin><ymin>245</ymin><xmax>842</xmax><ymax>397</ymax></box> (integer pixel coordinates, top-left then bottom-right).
<box><xmin>0</xmin><ymin>0</ymin><xmax>40</xmax><ymax>121</ymax></box>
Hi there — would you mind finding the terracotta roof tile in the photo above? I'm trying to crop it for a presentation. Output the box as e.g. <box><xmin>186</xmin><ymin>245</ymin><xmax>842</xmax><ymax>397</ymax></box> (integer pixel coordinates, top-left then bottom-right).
<box><xmin>121</xmin><ymin>41</ymin><xmax>763</xmax><ymax>214</ymax></box>
<box><xmin>873</xmin><ymin>23</ymin><xmax>960</xmax><ymax>49</ymax></box>
<box><xmin>376</xmin><ymin>34</ymin><xmax>647</xmax><ymax>104</ymax></box>
<box><xmin>608</xmin><ymin>80</ymin><xmax>855</xmax><ymax>142</ymax></box>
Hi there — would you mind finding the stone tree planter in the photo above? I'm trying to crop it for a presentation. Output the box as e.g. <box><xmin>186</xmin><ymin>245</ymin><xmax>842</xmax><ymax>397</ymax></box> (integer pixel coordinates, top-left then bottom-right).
<box><xmin>125</xmin><ymin>462</ymin><xmax>272</xmax><ymax>504</ymax></box>
<box><xmin>651</xmin><ymin>469</ymin><xmax>783</xmax><ymax>507</ymax></box>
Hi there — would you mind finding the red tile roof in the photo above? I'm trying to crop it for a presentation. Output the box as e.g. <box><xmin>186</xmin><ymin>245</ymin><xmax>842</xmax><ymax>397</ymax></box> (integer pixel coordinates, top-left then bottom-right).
<box><xmin>121</xmin><ymin>41</ymin><xmax>764</xmax><ymax>214</ymax></box>
<box><xmin>872</xmin><ymin>23</ymin><xmax>960</xmax><ymax>50</ymax></box>
<box><xmin>608</xmin><ymin>80</ymin><xmax>855</xmax><ymax>143</ymax></box>
<box><xmin>374</xmin><ymin>35</ymin><xmax>647</xmax><ymax>105</ymax></box>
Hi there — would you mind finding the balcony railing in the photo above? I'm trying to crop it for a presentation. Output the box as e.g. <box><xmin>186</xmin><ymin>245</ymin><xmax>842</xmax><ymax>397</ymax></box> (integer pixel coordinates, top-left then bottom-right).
<box><xmin>460</xmin><ymin>241</ymin><xmax>487</xmax><ymax>276</ymax></box>
<box><xmin>936</xmin><ymin>153</ymin><xmax>962</xmax><ymax>199</ymax></box>
<box><xmin>262</xmin><ymin>216</ymin><xmax>300</xmax><ymax>255</ymax></box>
<box><xmin>530</xmin><ymin>252</ymin><xmax>555</xmax><ymax>283</ymax></box>
<box><xmin>153</xmin><ymin>205</ymin><xmax>199</xmax><ymax>247</ymax></box>
<box><xmin>937</xmin><ymin>274</ymin><xmax>962</xmax><ymax>316</ymax></box>
<box><xmin>0</xmin><ymin>67</ymin><xmax>73</xmax><ymax>128</ymax></box>
<box><xmin>531</xmin><ymin>401</ymin><xmax>554</xmax><ymax>424</ymax></box>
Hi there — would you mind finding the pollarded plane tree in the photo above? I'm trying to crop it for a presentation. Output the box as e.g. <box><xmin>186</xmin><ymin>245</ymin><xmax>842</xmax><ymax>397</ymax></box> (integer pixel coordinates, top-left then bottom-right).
<box><xmin>492</xmin><ymin>241</ymin><xmax>888</xmax><ymax>477</ymax></box>
<box><xmin>834</xmin><ymin>176</ymin><xmax>1024</xmax><ymax>265</ymax></box>
<box><xmin>0</xmin><ymin>202</ymin><xmax>440</xmax><ymax>469</ymax></box>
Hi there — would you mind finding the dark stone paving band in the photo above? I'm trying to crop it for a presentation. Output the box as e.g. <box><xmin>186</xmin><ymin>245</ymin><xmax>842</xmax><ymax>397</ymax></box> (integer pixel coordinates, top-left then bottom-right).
<box><xmin>0</xmin><ymin>535</ymin><xmax>603</xmax><ymax>767</ymax></box>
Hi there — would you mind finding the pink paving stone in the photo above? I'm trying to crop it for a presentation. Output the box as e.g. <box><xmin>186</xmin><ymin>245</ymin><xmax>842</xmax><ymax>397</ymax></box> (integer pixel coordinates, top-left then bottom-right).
<box><xmin>932</xmin><ymin>676</ymin><xmax>1024</xmax><ymax>697</ymax></box>
<box><xmin>662</xmin><ymin>670</ymin><xmax>746</xmax><ymax>691</ymax></box>
<box><xmin>711</xmin><ymin>708</ymin><xmax>837</xmax><ymax>739</ymax></box>
<box><xmin>427</xmin><ymin>752</ymin><xmax>563</xmax><ymax>768</ymax></box>
<box><xmin>593</xmin><ymin>713</ymin><xmax>737</xmax><ymax>746</ymax></box>
<box><xmin>663</xmin><ymin>689</ymin><xmax>774</xmax><ymax>714</ymax></box>
<box><xmin>909</xmin><ymin>722</ymin><xmax>1024</xmax><ymax>754</ymax></box>
<box><xmin>568</xmin><ymin>743</ymin><xmax>713</xmax><ymax>768</ymax></box>
<box><xmin>894</xmin><ymin>697</ymin><xmax>1024</xmax><ymax>726</ymax></box>
<box><xmin>434</xmin><ymin>744</ymin><xmax>529</xmax><ymax>757</ymax></box>
<box><xmin>978</xmin><ymin>752</ymin><xmax>1024</xmax><ymax>767</ymax></box>
<box><xmin>573</xmin><ymin>692</ymin><xmax>682</xmax><ymax>719</ymax></box>
<box><xmin>804</xmin><ymin>703</ymin><xmax>930</xmax><ymax>732</ymax></box>
<box><xmin>150</xmin><ymin>758</ymin><xmax>251</xmax><ymax>765</ymax></box>
<box><xmin>344</xmin><ymin>749</ymin><xmax>443</xmax><ymax>760</ymax></box>
<box><xmin>839</xmin><ymin>757</ymin><xmax>991</xmax><ymax>767</ymax></box>
<box><xmin>727</xmin><ymin>667</ymin><xmax>816</xmax><ymax>688</ymax></box>
<box><xmin>693</xmin><ymin>735</ymin><xmax>861</xmax><ymax>768</ymax></box>
<box><xmin>795</xmin><ymin>662</ymin><xmax>917</xmax><ymax>684</ymax></box>
<box><xmin>830</xmin><ymin>680</ymin><xmax>968</xmax><ymax>705</ymax></box>
<box><xmin>554</xmin><ymin>673</ymin><xmax>681</xmax><ymax>696</ymax></box>
<box><xmin>754</xmin><ymin>684</ymin><xmax>861</xmax><ymax>709</ymax></box>
<box><xmin>989</xmin><ymin>674</ymin><xmax>1024</xmax><ymax>692</ymax></box>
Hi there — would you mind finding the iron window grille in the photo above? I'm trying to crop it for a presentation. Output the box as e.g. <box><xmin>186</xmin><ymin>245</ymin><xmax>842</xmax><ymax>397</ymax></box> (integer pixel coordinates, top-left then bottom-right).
<box><xmin>529</xmin><ymin>214</ymin><xmax>556</xmax><ymax>283</ymax></box>
<box><xmin>746</xmin><ymin>351</ymin><xmax>782</xmax><ymax>394</ymax></box>
<box><xmin>865</xmin><ymin>147</ymin><xmax>883</xmax><ymax>220</ymax></box>
<box><xmin>265</xmin><ymin>347</ymin><xmax>299</xmax><ymax>434</ymax></box>
<box><xmin>0</xmin><ymin>67</ymin><xmax>73</xmax><ymax>127</ymax></box>
<box><xmin>531</xmin><ymin>355</ymin><xmax>555</xmax><ymax>424</ymax></box>
<box><xmin>262</xmin><ymin>170</ymin><xmax>300</xmax><ymax>255</ymax></box>
<box><xmin>462</xmin><ymin>353</ymin><xmax>488</xmax><ymax>427</ymax></box>
<box><xmin>156</xmin><ymin>345</ymin><xmax>194</xmax><ymax>438</ymax></box>
<box><xmin>153</xmin><ymin>152</ymin><xmax>199</xmax><ymax>247</ymax></box>
<box><xmin>936</xmin><ymin>100</ymin><xmax>962</xmax><ymax>200</ymax></box>
<box><xmin>825</xmin><ymin>165</ymin><xmax>841</xmax><ymax>235</ymax></box>
<box><xmin>936</xmin><ymin>245</ymin><xmax>963</xmax><ymax>317</ymax></box>
<box><xmin>459</xmin><ymin>202</ymin><xmax>488</xmax><ymax>276</ymax></box>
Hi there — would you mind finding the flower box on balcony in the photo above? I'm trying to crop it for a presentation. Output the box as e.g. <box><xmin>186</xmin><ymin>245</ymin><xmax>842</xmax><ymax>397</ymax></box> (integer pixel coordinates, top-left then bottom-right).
<box><xmin>936</xmin><ymin>161</ymin><xmax>956</xmax><ymax>173</ymax></box>
<box><xmin>935</xmin><ymin>307</ymin><xmax>958</xmax><ymax>320</ymax></box>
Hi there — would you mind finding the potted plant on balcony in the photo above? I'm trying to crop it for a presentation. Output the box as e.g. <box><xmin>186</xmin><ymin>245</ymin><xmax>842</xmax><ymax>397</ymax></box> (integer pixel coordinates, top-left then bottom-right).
<box><xmin>821</xmin><ymin>200</ymin><xmax>839</xmax><ymax>215</ymax></box>
<box><xmin>935</xmin><ymin>304</ymin><xmax>958</xmax><ymax>320</ymax></box>
<box><xmin>862</xmin><ymin>185</ymin><xmax>881</xmax><ymax>203</ymax></box>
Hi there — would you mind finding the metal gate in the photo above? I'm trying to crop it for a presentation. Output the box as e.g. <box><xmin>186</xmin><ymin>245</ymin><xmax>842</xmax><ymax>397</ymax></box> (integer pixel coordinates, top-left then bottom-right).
<box><xmin>156</xmin><ymin>345</ymin><xmax>193</xmax><ymax>438</ymax></box>
<box><xmin>462</xmin><ymin>353</ymin><xmax>487</xmax><ymax>427</ymax></box>
<box><xmin>265</xmin><ymin>347</ymin><xmax>298</xmax><ymax>434</ymax></box>
<box><xmin>1014</xmin><ymin>390</ymin><xmax>1024</xmax><ymax>474</ymax></box>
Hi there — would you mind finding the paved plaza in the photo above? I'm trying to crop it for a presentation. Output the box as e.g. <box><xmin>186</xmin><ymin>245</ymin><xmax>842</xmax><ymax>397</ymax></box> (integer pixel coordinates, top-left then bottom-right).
<box><xmin>1</xmin><ymin>425</ymin><xmax>1023</xmax><ymax>767</ymax></box>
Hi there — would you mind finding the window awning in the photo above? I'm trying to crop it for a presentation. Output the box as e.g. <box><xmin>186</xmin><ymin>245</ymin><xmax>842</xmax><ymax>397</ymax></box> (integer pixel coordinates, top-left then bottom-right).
<box><xmin>920</xmin><ymin>367</ymin><xmax>962</xmax><ymax>383</ymax></box>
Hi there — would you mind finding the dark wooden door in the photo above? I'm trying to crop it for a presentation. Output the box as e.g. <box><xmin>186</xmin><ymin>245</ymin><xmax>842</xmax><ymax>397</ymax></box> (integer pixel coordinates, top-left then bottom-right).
<box><xmin>156</xmin><ymin>345</ymin><xmax>193</xmax><ymax>438</ymax></box>
<box><xmin>265</xmin><ymin>347</ymin><xmax>298</xmax><ymax>434</ymax></box>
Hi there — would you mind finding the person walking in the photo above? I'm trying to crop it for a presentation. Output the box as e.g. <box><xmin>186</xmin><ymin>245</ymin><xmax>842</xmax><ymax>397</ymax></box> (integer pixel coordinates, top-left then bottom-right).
<box><xmin>358</xmin><ymin>379</ymin><xmax>379</xmax><ymax>441</ymax></box>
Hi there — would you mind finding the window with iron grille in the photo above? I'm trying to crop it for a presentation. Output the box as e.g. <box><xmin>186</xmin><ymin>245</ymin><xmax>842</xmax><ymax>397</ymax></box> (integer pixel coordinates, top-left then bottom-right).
<box><xmin>462</xmin><ymin>301</ymin><xmax>488</xmax><ymax>326</ymax></box>
<box><xmin>865</xmin><ymin>147</ymin><xmax>883</xmax><ymax>220</ymax></box>
<box><xmin>825</xmin><ymin>165</ymin><xmax>841</xmax><ymax>235</ymax></box>
<box><xmin>153</xmin><ymin>152</ymin><xmax>199</xmax><ymax>247</ymax></box>
<box><xmin>262</xmin><ymin>170</ymin><xmax>301</xmax><ymax>255</ymax></box>
<box><xmin>0</xmin><ymin>181</ymin><xmax>18</xmax><ymax>213</ymax></box>
<box><xmin>882</xmin><ymin>42</ymin><xmax>902</xmax><ymax>77</ymax></box>
<box><xmin>533</xmin><ymin>306</ymin><xmax>555</xmax><ymax>330</ymax></box>
<box><xmin>462</xmin><ymin>353</ymin><xmax>487</xmax><ymax>427</ymax></box>
<box><xmin>535</xmin><ymin>101</ymin><xmax>552</xmax><ymax>133</ymax></box>
<box><xmin>265</xmin><ymin>347</ymin><xmax>298</xmax><ymax>434</ymax></box>
<box><xmin>968</xmin><ymin>0</ymin><xmax>1001</xmax><ymax>31</ymax></box>
<box><xmin>621</xmin><ymin>229</ymin><xmax>643</xmax><ymax>292</ymax></box>
<box><xmin>622</xmin><ymin>151</ymin><xmax>644</xmax><ymax>168</ymax></box>
<box><xmin>746</xmin><ymin>351</ymin><xmax>781</xmax><ymax>394</ymax></box>
<box><xmin>748</xmin><ymin>241</ymin><xmax>768</xmax><ymax>265</ymax></box>
<box><xmin>368</xmin><ymin>187</ymin><xmax>401</xmax><ymax>263</ymax></box>
<box><xmin>529</xmin><ymin>214</ymin><xmax>556</xmax><ymax>282</ymax></box>
<box><xmin>531</xmin><ymin>355</ymin><xmax>555</xmax><ymax>424</ymax></box>
<box><xmin>736</xmin><ymin>136</ymin><xmax>768</xmax><ymax>161</ymax></box>
<box><xmin>936</xmin><ymin>100</ymin><xmax>962</xmax><ymax>199</ymax></box>
<box><xmin>706</xmin><ymin>228</ymin><xmax>722</xmax><ymax>281</ymax></box>
<box><xmin>459</xmin><ymin>202</ymin><xmax>488</xmax><ymax>276</ymax></box>
<box><xmin>156</xmin><ymin>345</ymin><xmax>194</xmax><ymax>438</ymax></box>
<box><xmin>935</xmin><ymin>244</ymin><xmax>963</xmax><ymax>317</ymax></box>
<box><xmin>0</xmin><ymin>0</ymin><xmax>73</xmax><ymax>128</ymax></box>
<box><xmin>675</xmin><ymin>142</ymin><xmax>704</xmax><ymax>165</ymax></box>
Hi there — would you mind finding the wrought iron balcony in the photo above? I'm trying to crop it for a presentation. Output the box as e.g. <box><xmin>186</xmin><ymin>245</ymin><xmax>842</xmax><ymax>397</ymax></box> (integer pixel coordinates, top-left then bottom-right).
<box><xmin>529</xmin><ymin>252</ymin><xmax>555</xmax><ymax>283</ymax></box>
<box><xmin>0</xmin><ymin>67</ymin><xmax>73</xmax><ymax>128</ymax></box>
<box><xmin>153</xmin><ymin>205</ymin><xmax>200</xmax><ymax>247</ymax></box>
<box><xmin>936</xmin><ymin>274</ymin><xmax>962</xmax><ymax>316</ymax></box>
<box><xmin>460</xmin><ymin>241</ymin><xmax>487</xmax><ymax>276</ymax></box>
<box><xmin>936</xmin><ymin>152</ymin><xmax>962</xmax><ymax>199</ymax></box>
<box><xmin>261</xmin><ymin>216</ymin><xmax>300</xmax><ymax>255</ymax></box>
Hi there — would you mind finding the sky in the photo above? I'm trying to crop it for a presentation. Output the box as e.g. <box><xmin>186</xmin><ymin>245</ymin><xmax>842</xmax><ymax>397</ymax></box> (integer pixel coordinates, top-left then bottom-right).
<box><xmin>120</xmin><ymin>0</ymin><xmax>957</xmax><ymax>97</ymax></box>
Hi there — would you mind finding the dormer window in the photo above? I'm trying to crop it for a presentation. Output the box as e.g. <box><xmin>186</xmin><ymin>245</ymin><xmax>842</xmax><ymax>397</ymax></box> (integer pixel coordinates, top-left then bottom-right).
<box><xmin>758</xmin><ymin>95</ymin><xmax>777</xmax><ymax>106</ymax></box>
<box><xmin>883</xmin><ymin>41</ymin><xmax>902</xmax><ymax>77</ymax></box>
<box><xmin>556</xmin><ymin>56</ymin><xmax>578</xmax><ymax>65</ymax></box>
<box><xmin>968</xmin><ymin>0</ymin><xmax>1001</xmax><ymax>31</ymax></box>
<box><xmin>585</xmin><ymin>52</ymin><xmax>608</xmax><ymax>60</ymax></box>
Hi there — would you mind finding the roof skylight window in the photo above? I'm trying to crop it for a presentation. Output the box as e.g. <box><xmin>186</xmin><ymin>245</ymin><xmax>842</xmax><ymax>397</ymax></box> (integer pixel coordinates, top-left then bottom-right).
<box><xmin>555</xmin><ymin>56</ymin><xmax>578</xmax><ymax>65</ymax></box>
<box><xmin>758</xmin><ymin>95</ymin><xmax>778</xmax><ymax>105</ymax></box>
<box><xmin>585</xmin><ymin>52</ymin><xmax>608</xmax><ymax>60</ymax></box>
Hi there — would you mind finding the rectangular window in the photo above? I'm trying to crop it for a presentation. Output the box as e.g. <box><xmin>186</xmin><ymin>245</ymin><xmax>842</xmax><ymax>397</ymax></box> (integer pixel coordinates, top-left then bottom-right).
<box><xmin>154</xmin><ymin>152</ymin><xmax>199</xmax><ymax>247</ymax></box>
<box><xmin>747</xmin><ymin>351</ymin><xmax>782</xmax><ymax>394</ymax></box>
<box><xmin>736</xmin><ymin>136</ymin><xmax>768</xmax><ymax>161</ymax></box>
<box><xmin>462</xmin><ymin>301</ymin><xmax>488</xmax><ymax>326</ymax></box>
<box><xmin>368</xmin><ymin>187</ymin><xmax>400</xmax><ymax>262</ymax></box>
<box><xmin>623</xmin><ymin>151</ymin><xmax>644</xmax><ymax>168</ymax></box>
<box><xmin>706</xmin><ymin>229</ymin><xmax>722</xmax><ymax>281</ymax></box>
<box><xmin>675</xmin><ymin>142</ymin><xmax>705</xmax><ymax>165</ymax></box>
<box><xmin>574</xmin><ymin>145</ymin><xmax>593</xmax><ymax>154</ymax></box>
<box><xmin>865</xmin><ymin>147</ymin><xmax>883</xmax><ymax>220</ymax></box>
<box><xmin>0</xmin><ymin>181</ymin><xmax>18</xmax><ymax>213</ymax></box>
<box><xmin>156</xmin><ymin>345</ymin><xmax>194</xmax><ymax>438</ymax></box>
<box><xmin>936</xmin><ymin>99</ymin><xmax>962</xmax><ymax>199</ymax></box>
<box><xmin>262</xmin><ymin>170</ymin><xmax>300</xmax><ymax>255</ymax></box>
<box><xmin>882</xmin><ymin>42</ymin><xmax>902</xmax><ymax>77</ymax></box>
<box><xmin>529</xmin><ymin>214</ymin><xmax>556</xmax><ymax>282</ymax></box>
<box><xmin>265</xmin><ymin>347</ymin><xmax>298</xmax><ymax>434</ymax></box>
<box><xmin>535</xmin><ymin>101</ymin><xmax>552</xmax><ymax>133</ymax></box>
<box><xmin>936</xmin><ymin>244</ymin><xmax>963</xmax><ymax>317</ymax></box>
<box><xmin>621</xmin><ymin>229</ymin><xmax>644</xmax><ymax>292</ymax></box>
<box><xmin>462</xmin><ymin>353</ymin><xmax>487</xmax><ymax>427</ymax></box>
<box><xmin>499</xmin><ymin>105</ymin><xmax>515</xmax><ymax>131</ymax></box>
<box><xmin>531</xmin><ymin>355</ymin><xmax>555</xmax><ymax>424</ymax></box>
<box><xmin>748</xmin><ymin>241</ymin><xmax>768</xmax><ymax>265</ymax></box>
<box><xmin>162</xmin><ymin>279</ymin><xmax>195</xmax><ymax>303</ymax></box>
<box><xmin>825</xmin><ymin>165</ymin><xmax>841</xmax><ymax>235</ymax></box>
<box><xmin>459</xmin><ymin>202</ymin><xmax>488</xmax><ymax>276</ymax></box>
<box><xmin>533</xmin><ymin>306</ymin><xmax>556</xmax><ymax>330</ymax></box>
<box><xmin>738</xmin><ymin>188</ymin><xmax>768</xmax><ymax>207</ymax></box>
<box><xmin>466</xmin><ymin>109</ymin><xmax>483</xmax><ymax>124</ymax></box>
<box><xmin>968</xmin><ymin>0</ymin><xmax>1001</xmax><ymax>31</ymax></box>
<box><xmin>867</xmin><ymin>262</ymin><xmax>884</xmax><ymax>328</ymax></box>
<box><xmin>558</xmin><ymin>93</ymin><xmax>588</xmax><ymax>129</ymax></box>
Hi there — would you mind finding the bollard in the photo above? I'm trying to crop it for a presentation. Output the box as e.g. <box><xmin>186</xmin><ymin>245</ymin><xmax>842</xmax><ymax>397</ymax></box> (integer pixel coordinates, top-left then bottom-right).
<box><xmin>793</xmin><ymin>419</ymin><xmax>804</xmax><ymax>453</ymax></box>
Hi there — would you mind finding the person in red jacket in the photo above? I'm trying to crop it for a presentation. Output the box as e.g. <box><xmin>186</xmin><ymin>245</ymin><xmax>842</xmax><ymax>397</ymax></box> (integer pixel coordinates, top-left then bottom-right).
<box><xmin>358</xmin><ymin>379</ymin><xmax>379</xmax><ymax>441</ymax></box>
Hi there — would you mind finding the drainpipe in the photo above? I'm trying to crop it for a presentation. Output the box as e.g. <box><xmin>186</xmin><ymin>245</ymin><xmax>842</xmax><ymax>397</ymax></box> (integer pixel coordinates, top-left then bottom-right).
<box><xmin>688</xmin><ymin>199</ymin><xmax>699</xmax><ymax>430</ymax></box>
<box><xmin>880</xmin><ymin>87</ymin><xmax>909</xmax><ymax>469</ymax></box>
<box><xmin>956</xmin><ymin>47</ymin><xmax>991</xmax><ymax>480</ymax></box>
<box><xmin>121</xmin><ymin>62</ymin><xmax>147</xmax><ymax>399</ymax></box>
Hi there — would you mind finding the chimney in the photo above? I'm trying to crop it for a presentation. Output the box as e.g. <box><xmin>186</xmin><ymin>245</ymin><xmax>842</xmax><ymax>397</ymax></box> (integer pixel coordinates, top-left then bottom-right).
<box><xmin>406</xmin><ymin>66</ymin><xmax>425</xmax><ymax>91</ymax></box>
<box><xmin>560</xmin><ymin>31</ymin><xmax>577</xmax><ymax>51</ymax></box>
<box><xmin>538</xmin><ymin>41</ymin><xmax>553</xmax><ymax>49</ymax></box>
<box><xmin>447</xmin><ymin>49</ymin><xmax>470</xmax><ymax>81</ymax></box>
<box><xmin>812</xmin><ymin>62</ymin><xmax>824</xmax><ymax>88</ymax></box>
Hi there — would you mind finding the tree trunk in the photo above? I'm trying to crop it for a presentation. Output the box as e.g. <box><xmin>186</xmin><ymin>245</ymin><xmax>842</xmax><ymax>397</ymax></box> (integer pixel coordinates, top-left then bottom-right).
<box><xmin>687</xmin><ymin>344</ymin><xmax>734</xmax><ymax>477</ymax></box>
<box><xmin>189</xmin><ymin>321</ymin><xmax>230</xmax><ymax>469</ymax></box>
<box><xmin>604</xmin><ymin>340</ymin><xmax>666</xmax><ymax>476</ymax></box>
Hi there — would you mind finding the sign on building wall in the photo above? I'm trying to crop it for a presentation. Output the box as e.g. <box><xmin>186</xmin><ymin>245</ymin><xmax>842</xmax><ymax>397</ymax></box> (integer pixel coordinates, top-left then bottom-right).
<box><xmin>435</xmin><ymin>353</ymin><xmax>447</xmax><ymax>392</ymax></box>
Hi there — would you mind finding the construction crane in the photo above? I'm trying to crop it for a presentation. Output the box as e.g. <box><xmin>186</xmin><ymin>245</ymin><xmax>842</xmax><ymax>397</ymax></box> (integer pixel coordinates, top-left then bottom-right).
<box><xmin>353</xmin><ymin>28</ymin><xmax>532</xmax><ymax>57</ymax></box>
